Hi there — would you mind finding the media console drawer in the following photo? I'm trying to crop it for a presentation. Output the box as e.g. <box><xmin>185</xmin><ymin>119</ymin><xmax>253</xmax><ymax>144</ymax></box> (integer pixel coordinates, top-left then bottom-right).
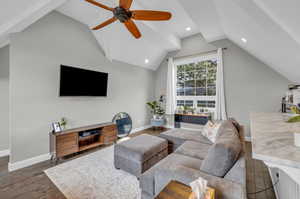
<box><xmin>102</xmin><ymin>130</ymin><xmax>117</xmax><ymax>136</ymax></box>
<box><xmin>57</xmin><ymin>133</ymin><xmax>78</xmax><ymax>146</ymax></box>
<box><xmin>56</xmin><ymin>133</ymin><xmax>78</xmax><ymax>157</ymax></box>
<box><xmin>57</xmin><ymin>146</ymin><xmax>78</xmax><ymax>157</ymax></box>
<box><xmin>103</xmin><ymin>135</ymin><xmax>117</xmax><ymax>144</ymax></box>
<box><xmin>103</xmin><ymin>125</ymin><xmax>117</xmax><ymax>132</ymax></box>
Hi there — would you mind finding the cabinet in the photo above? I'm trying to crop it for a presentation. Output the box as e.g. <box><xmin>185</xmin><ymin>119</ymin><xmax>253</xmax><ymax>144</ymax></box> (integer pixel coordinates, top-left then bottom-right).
<box><xmin>174</xmin><ymin>113</ymin><xmax>210</xmax><ymax>128</ymax></box>
<box><xmin>50</xmin><ymin>122</ymin><xmax>117</xmax><ymax>161</ymax></box>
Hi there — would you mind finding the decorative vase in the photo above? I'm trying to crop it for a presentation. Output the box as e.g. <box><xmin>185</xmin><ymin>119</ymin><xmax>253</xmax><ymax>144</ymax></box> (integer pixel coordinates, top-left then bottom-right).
<box><xmin>158</xmin><ymin>115</ymin><xmax>164</xmax><ymax>120</ymax></box>
<box><xmin>153</xmin><ymin>114</ymin><xmax>159</xmax><ymax>120</ymax></box>
<box><xmin>61</xmin><ymin>125</ymin><xmax>66</xmax><ymax>130</ymax></box>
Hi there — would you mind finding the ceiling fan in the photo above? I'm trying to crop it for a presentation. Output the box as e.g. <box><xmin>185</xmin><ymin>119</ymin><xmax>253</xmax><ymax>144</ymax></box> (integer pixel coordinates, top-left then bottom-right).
<box><xmin>85</xmin><ymin>0</ymin><xmax>172</xmax><ymax>39</ymax></box>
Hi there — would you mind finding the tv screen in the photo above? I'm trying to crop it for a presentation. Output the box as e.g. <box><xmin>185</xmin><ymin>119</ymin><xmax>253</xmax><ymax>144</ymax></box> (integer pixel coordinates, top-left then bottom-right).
<box><xmin>60</xmin><ymin>65</ymin><xmax>108</xmax><ymax>96</ymax></box>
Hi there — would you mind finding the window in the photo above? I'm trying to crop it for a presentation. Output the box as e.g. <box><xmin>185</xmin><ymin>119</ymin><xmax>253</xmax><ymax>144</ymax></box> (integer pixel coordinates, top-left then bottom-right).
<box><xmin>175</xmin><ymin>54</ymin><xmax>217</xmax><ymax>112</ymax></box>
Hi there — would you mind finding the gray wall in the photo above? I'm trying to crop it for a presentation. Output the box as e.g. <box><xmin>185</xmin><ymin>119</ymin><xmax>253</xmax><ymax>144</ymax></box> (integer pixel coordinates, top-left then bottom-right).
<box><xmin>9</xmin><ymin>11</ymin><xmax>155</xmax><ymax>163</ymax></box>
<box><xmin>0</xmin><ymin>45</ymin><xmax>9</xmax><ymax>151</ymax></box>
<box><xmin>155</xmin><ymin>34</ymin><xmax>291</xmax><ymax>137</ymax></box>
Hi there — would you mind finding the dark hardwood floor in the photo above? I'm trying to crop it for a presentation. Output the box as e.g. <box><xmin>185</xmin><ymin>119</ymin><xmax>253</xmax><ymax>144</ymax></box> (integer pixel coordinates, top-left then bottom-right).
<box><xmin>0</xmin><ymin>128</ymin><xmax>276</xmax><ymax>199</ymax></box>
<box><xmin>245</xmin><ymin>142</ymin><xmax>276</xmax><ymax>199</ymax></box>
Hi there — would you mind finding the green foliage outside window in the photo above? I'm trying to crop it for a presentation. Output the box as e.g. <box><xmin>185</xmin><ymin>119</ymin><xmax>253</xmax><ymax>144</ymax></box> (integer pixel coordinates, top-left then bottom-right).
<box><xmin>176</xmin><ymin>59</ymin><xmax>217</xmax><ymax>97</ymax></box>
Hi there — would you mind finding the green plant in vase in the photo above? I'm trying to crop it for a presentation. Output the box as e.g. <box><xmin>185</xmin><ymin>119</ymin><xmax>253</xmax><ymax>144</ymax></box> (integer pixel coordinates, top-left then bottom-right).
<box><xmin>146</xmin><ymin>101</ymin><xmax>165</xmax><ymax>119</ymax></box>
<box><xmin>146</xmin><ymin>101</ymin><xmax>158</xmax><ymax>114</ymax></box>
<box><xmin>287</xmin><ymin>106</ymin><xmax>300</xmax><ymax>123</ymax></box>
<box><xmin>156</xmin><ymin>106</ymin><xmax>165</xmax><ymax>119</ymax></box>
<box><xmin>177</xmin><ymin>106</ymin><xmax>184</xmax><ymax>113</ymax></box>
<box><xmin>183</xmin><ymin>106</ymin><xmax>195</xmax><ymax>114</ymax></box>
<box><xmin>60</xmin><ymin>117</ymin><xmax>67</xmax><ymax>130</ymax></box>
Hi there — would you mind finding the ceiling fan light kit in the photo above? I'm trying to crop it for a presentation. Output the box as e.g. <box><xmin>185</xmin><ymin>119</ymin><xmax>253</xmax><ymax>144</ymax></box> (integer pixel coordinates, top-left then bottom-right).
<box><xmin>85</xmin><ymin>0</ymin><xmax>172</xmax><ymax>39</ymax></box>
<box><xmin>113</xmin><ymin>7</ymin><xmax>132</xmax><ymax>22</ymax></box>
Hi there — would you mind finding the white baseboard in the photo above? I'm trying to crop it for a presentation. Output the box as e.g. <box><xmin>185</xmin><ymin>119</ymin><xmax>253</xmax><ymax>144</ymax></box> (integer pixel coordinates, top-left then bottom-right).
<box><xmin>0</xmin><ymin>149</ymin><xmax>10</xmax><ymax>157</ymax></box>
<box><xmin>8</xmin><ymin>153</ymin><xmax>51</xmax><ymax>172</ymax></box>
<box><xmin>245</xmin><ymin>136</ymin><xmax>251</xmax><ymax>142</ymax></box>
<box><xmin>131</xmin><ymin>125</ymin><xmax>152</xmax><ymax>134</ymax></box>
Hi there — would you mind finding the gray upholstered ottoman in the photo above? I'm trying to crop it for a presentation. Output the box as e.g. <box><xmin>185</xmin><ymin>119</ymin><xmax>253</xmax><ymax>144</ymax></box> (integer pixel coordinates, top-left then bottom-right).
<box><xmin>114</xmin><ymin>134</ymin><xmax>168</xmax><ymax>177</ymax></box>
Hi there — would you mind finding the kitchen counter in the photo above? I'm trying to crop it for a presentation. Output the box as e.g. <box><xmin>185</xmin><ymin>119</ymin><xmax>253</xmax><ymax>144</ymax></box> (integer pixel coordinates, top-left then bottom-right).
<box><xmin>251</xmin><ymin>112</ymin><xmax>300</xmax><ymax>169</ymax></box>
<box><xmin>251</xmin><ymin>112</ymin><xmax>300</xmax><ymax>198</ymax></box>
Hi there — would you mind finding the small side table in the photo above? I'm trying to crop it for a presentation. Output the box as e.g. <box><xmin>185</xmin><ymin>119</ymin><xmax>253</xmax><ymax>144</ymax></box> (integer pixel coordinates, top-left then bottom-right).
<box><xmin>151</xmin><ymin>118</ymin><xmax>165</xmax><ymax>130</ymax></box>
<box><xmin>155</xmin><ymin>180</ymin><xmax>215</xmax><ymax>199</ymax></box>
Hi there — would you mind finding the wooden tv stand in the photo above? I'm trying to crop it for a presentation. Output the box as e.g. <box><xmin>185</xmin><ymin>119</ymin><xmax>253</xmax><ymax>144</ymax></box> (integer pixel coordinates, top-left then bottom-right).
<box><xmin>50</xmin><ymin>122</ymin><xmax>117</xmax><ymax>161</ymax></box>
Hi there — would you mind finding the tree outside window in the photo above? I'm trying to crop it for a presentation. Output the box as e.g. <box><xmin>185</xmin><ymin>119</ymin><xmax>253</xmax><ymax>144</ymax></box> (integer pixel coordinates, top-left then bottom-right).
<box><xmin>175</xmin><ymin>55</ymin><xmax>217</xmax><ymax>113</ymax></box>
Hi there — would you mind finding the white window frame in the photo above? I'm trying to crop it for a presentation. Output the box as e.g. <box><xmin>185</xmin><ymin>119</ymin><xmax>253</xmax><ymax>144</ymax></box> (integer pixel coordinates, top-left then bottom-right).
<box><xmin>174</xmin><ymin>53</ymin><xmax>218</xmax><ymax>112</ymax></box>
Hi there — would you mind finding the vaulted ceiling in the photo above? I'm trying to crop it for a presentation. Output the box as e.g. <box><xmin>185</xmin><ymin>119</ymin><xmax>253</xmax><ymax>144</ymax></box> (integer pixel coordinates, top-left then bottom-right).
<box><xmin>56</xmin><ymin>0</ymin><xmax>224</xmax><ymax>69</ymax></box>
<box><xmin>1</xmin><ymin>0</ymin><xmax>299</xmax><ymax>83</ymax></box>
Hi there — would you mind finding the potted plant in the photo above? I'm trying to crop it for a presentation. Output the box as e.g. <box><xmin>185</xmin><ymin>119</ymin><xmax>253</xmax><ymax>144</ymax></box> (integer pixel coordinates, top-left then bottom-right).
<box><xmin>176</xmin><ymin>106</ymin><xmax>184</xmax><ymax>114</ymax></box>
<box><xmin>147</xmin><ymin>101</ymin><xmax>165</xmax><ymax>119</ymax></box>
<box><xmin>60</xmin><ymin>117</ymin><xmax>67</xmax><ymax>130</ymax></box>
<box><xmin>183</xmin><ymin>106</ymin><xmax>195</xmax><ymax>114</ymax></box>
<box><xmin>156</xmin><ymin>105</ymin><xmax>165</xmax><ymax>119</ymax></box>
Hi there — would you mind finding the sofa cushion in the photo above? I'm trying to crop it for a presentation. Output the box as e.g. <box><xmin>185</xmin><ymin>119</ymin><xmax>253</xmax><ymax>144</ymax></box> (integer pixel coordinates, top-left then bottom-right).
<box><xmin>156</xmin><ymin>153</ymin><xmax>203</xmax><ymax>171</ymax></box>
<box><xmin>114</xmin><ymin>134</ymin><xmax>167</xmax><ymax>162</ymax></box>
<box><xmin>158</xmin><ymin>129</ymin><xmax>212</xmax><ymax>146</ymax></box>
<box><xmin>200</xmin><ymin>121</ymin><xmax>242</xmax><ymax>177</ymax></box>
<box><xmin>139</xmin><ymin>153</ymin><xmax>202</xmax><ymax>196</ymax></box>
<box><xmin>175</xmin><ymin>141</ymin><xmax>211</xmax><ymax>160</ymax></box>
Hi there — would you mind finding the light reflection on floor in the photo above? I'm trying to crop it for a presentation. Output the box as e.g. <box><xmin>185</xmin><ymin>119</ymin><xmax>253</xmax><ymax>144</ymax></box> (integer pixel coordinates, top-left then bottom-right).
<box><xmin>117</xmin><ymin>137</ymin><xmax>131</xmax><ymax>143</ymax></box>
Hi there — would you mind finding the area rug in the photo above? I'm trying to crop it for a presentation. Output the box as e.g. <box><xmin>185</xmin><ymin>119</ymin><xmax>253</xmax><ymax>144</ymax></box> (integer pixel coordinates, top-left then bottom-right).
<box><xmin>44</xmin><ymin>146</ymin><xmax>140</xmax><ymax>199</ymax></box>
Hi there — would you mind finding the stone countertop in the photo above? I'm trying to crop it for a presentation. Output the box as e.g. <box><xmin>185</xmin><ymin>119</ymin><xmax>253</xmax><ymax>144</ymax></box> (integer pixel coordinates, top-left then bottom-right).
<box><xmin>251</xmin><ymin>112</ymin><xmax>300</xmax><ymax>169</ymax></box>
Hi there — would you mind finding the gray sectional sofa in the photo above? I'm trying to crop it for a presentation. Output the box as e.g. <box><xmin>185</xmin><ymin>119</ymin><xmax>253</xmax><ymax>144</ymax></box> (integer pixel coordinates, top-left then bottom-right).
<box><xmin>139</xmin><ymin>120</ymin><xmax>247</xmax><ymax>199</ymax></box>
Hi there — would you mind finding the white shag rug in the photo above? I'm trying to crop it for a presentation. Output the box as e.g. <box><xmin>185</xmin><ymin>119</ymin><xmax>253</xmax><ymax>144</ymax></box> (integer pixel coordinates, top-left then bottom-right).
<box><xmin>45</xmin><ymin>146</ymin><xmax>141</xmax><ymax>199</ymax></box>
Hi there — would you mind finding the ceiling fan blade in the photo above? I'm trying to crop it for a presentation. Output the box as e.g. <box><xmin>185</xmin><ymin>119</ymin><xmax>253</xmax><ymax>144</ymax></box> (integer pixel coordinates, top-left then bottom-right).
<box><xmin>92</xmin><ymin>17</ymin><xmax>117</xmax><ymax>30</ymax></box>
<box><xmin>132</xmin><ymin>10</ymin><xmax>172</xmax><ymax>21</ymax></box>
<box><xmin>119</xmin><ymin>0</ymin><xmax>133</xmax><ymax>9</ymax></box>
<box><xmin>85</xmin><ymin>0</ymin><xmax>113</xmax><ymax>11</ymax></box>
<box><xmin>124</xmin><ymin>20</ymin><xmax>141</xmax><ymax>39</ymax></box>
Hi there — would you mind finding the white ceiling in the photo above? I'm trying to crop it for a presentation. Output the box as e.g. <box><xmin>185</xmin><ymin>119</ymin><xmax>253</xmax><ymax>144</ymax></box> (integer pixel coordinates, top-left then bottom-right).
<box><xmin>57</xmin><ymin>0</ymin><xmax>221</xmax><ymax>69</ymax></box>
<box><xmin>0</xmin><ymin>0</ymin><xmax>299</xmax><ymax>82</ymax></box>
<box><xmin>0</xmin><ymin>0</ymin><xmax>67</xmax><ymax>47</ymax></box>
<box><xmin>213</xmin><ymin>0</ymin><xmax>300</xmax><ymax>83</ymax></box>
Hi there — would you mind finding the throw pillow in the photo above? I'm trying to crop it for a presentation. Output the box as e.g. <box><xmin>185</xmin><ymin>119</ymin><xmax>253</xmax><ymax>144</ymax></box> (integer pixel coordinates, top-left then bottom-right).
<box><xmin>201</xmin><ymin>121</ymin><xmax>222</xmax><ymax>143</ymax></box>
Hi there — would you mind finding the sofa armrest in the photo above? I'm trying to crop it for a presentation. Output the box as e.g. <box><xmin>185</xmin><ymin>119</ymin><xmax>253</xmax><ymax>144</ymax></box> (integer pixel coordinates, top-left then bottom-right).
<box><xmin>140</xmin><ymin>168</ymin><xmax>156</xmax><ymax>196</ymax></box>
<box><xmin>154</xmin><ymin>165</ymin><xmax>247</xmax><ymax>199</ymax></box>
<box><xmin>224</xmin><ymin>155</ymin><xmax>246</xmax><ymax>185</ymax></box>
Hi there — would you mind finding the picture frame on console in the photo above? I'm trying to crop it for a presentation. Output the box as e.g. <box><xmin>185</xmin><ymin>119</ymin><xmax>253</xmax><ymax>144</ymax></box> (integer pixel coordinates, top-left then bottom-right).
<box><xmin>52</xmin><ymin>122</ymin><xmax>62</xmax><ymax>133</ymax></box>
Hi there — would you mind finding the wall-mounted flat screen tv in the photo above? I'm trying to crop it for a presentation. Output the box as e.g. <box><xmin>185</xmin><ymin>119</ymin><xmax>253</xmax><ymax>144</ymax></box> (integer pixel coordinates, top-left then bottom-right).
<box><xmin>60</xmin><ymin>65</ymin><xmax>108</xmax><ymax>97</ymax></box>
